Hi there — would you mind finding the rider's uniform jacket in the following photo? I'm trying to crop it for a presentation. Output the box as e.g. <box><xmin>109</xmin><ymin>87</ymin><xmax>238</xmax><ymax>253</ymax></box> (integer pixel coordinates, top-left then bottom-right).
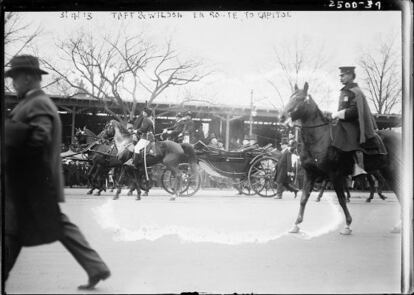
<box><xmin>332</xmin><ymin>82</ymin><xmax>383</xmax><ymax>153</ymax></box>
<box><xmin>167</xmin><ymin>118</ymin><xmax>186</xmax><ymax>140</ymax></box>
<box><xmin>135</xmin><ymin>117</ymin><xmax>154</xmax><ymax>139</ymax></box>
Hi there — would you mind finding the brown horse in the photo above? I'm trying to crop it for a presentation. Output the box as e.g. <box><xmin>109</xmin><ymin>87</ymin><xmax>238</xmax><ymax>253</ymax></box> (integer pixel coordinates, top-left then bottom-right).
<box><xmin>280</xmin><ymin>82</ymin><xmax>401</xmax><ymax>235</ymax></box>
<box><xmin>103</xmin><ymin>120</ymin><xmax>198</xmax><ymax>200</ymax></box>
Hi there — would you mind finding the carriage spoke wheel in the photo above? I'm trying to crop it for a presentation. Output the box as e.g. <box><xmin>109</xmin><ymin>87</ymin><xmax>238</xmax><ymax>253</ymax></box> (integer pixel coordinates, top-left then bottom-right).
<box><xmin>248</xmin><ymin>156</ymin><xmax>278</xmax><ymax>197</ymax></box>
<box><xmin>161</xmin><ymin>163</ymin><xmax>201</xmax><ymax>197</ymax></box>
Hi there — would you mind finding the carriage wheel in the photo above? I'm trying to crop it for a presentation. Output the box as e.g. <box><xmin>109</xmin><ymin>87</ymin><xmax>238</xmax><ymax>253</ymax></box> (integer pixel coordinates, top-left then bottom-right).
<box><xmin>248</xmin><ymin>156</ymin><xmax>278</xmax><ymax>197</ymax></box>
<box><xmin>161</xmin><ymin>163</ymin><xmax>201</xmax><ymax>197</ymax></box>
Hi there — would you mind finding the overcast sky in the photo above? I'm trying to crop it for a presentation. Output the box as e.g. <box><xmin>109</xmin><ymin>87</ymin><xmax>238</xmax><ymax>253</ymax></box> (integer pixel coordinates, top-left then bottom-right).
<box><xmin>5</xmin><ymin>11</ymin><xmax>402</xmax><ymax>112</ymax></box>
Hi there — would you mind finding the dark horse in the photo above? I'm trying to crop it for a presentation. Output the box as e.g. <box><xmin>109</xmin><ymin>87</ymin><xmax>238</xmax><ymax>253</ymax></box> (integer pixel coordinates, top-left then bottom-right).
<box><xmin>103</xmin><ymin>120</ymin><xmax>198</xmax><ymax>200</ymax></box>
<box><xmin>74</xmin><ymin>127</ymin><xmax>118</xmax><ymax>195</ymax></box>
<box><xmin>281</xmin><ymin>82</ymin><xmax>401</xmax><ymax>235</ymax></box>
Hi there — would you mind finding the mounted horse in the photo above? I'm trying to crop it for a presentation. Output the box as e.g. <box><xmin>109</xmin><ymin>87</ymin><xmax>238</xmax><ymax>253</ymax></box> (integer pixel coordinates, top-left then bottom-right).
<box><xmin>280</xmin><ymin>82</ymin><xmax>401</xmax><ymax>235</ymax></box>
<box><xmin>103</xmin><ymin>119</ymin><xmax>198</xmax><ymax>200</ymax></box>
<box><xmin>73</xmin><ymin>127</ymin><xmax>118</xmax><ymax>195</ymax></box>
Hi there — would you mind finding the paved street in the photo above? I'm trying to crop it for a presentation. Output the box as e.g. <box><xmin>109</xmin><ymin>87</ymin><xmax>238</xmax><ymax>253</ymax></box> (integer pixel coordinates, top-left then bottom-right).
<box><xmin>6</xmin><ymin>188</ymin><xmax>401</xmax><ymax>294</ymax></box>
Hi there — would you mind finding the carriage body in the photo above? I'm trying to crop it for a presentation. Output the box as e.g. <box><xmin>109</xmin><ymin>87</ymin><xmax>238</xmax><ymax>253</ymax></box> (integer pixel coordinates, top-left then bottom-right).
<box><xmin>194</xmin><ymin>141</ymin><xmax>281</xmax><ymax>197</ymax></box>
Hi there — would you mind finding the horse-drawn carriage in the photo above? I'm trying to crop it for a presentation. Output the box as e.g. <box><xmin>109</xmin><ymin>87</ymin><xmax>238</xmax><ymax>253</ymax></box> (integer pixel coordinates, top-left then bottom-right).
<box><xmin>192</xmin><ymin>141</ymin><xmax>281</xmax><ymax>197</ymax></box>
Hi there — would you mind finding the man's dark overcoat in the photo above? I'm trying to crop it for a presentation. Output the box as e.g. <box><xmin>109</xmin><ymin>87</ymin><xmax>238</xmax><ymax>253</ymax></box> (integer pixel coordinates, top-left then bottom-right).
<box><xmin>5</xmin><ymin>89</ymin><xmax>64</xmax><ymax>246</ymax></box>
<box><xmin>275</xmin><ymin>148</ymin><xmax>293</xmax><ymax>184</ymax></box>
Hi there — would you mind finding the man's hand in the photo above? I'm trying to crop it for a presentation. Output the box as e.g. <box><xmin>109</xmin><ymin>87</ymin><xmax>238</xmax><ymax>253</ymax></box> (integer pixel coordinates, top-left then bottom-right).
<box><xmin>332</xmin><ymin>110</ymin><xmax>346</xmax><ymax>120</ymax></box>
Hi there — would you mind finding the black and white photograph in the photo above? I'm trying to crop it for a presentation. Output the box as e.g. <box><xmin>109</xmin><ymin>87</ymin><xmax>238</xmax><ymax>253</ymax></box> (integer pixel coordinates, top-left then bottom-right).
<box><xmin>2</xmin><ymin>2</ymin><xmax>413</xmax><ymax>294</ymax></box>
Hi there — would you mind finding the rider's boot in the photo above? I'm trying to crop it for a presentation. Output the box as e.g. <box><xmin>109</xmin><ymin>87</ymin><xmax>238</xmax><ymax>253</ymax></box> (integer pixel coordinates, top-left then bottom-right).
<box><xmin>352</xmin><ymin>151</ymin><xmax>367</xmax><ymax>177</ymax></box>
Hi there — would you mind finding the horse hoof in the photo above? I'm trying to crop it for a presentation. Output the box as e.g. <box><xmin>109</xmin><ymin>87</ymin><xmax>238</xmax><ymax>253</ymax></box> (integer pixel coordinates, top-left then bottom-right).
<box><xmin>94</xmin><ymin>192</ymin><xmax>101</xmax><ymax>196</ymax></box>
<box><xmin>127</xmin><ymin>192</ymin><xmax>132</xmax><ymax>196</ymax></box>
<box><xmin>170</xmin><ymin>196</ymin><xmax>176</xmax><ymax>201</ymax></box>
<box><xmin>315</xmin><ymin>198</ymin><xmax>320</xmax><ymax>202</ymax></box>
<box><xmin>86</xmin><ymin>191</ymin><xmax>93</xmax><ymax>195</ymax></box>
<box><xmin>143</xmin><ymin>192</ymin><xmax>148</xmax><ymax>196</ymax></box>
<box><xmin>288</xmin><ymin>225</ymin><xmax>300</xmax><ymax>233</ymax></box>
<box><xmin>136</xmin><ymin>197</ymin><xmax>141</xmax><ymax>201</ymax></box>
<box><xmin>340</xmin><ymin>227</ymin><xmax>352</xmax><ymax>235</ymax></box>
<box><xmin>113</xmin><ymin>196</ymin><xmax>119</xmax><ymax>200</ymax></box>
<box><xmin>366</xmin><ymin>198</ymin><xmax>372</xmax><ymax>203</ymax></box>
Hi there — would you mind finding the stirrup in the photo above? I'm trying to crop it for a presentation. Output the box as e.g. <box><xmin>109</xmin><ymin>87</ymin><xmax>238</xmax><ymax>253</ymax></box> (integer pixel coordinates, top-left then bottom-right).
<box><xmin>352</xmin><ymin>163</ymin><xmax>367</xmax><ymax>177</ymax></box>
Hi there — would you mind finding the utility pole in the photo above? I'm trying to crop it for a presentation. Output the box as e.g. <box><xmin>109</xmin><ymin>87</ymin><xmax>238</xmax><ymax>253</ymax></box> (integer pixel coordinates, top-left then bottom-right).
<box><xmin>249</xmin><ymin>90</ymin><xmax>253</xmax><ymax>139</ymax></box>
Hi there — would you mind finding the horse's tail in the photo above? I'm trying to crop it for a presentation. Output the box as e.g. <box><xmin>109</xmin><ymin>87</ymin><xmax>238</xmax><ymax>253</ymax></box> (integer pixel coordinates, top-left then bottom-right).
<box><xmin>181</xmin><ymin>143</ymin><xmax>198</xmax><ymax>174</ymax></box>
<box><xmin>377</xmin><ymin>129</ymin><xmax>402</xmax><ymax>198</ymax></box>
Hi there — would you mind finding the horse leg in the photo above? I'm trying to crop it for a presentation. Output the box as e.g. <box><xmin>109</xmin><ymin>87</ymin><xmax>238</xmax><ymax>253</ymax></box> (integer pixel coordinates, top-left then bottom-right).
<box><xmin>169</xmin><ymin>168</ymin><xmax>182</xmax><ymax>201</ymax></box>
<box><xmin>316</xmin><ymin>180</ymin><xmax>327</xmax><ymax>202</ymax></box>
<box><xmin>113</xmin><ymin>166</ymin><xmax>125</xmax><ymax>200</ymax></box>
<box><xmin>132</xmin><ymin>168</ymin><xmax>141</xmax><ymax>201</ymax></box>
<box><xmin>333</xmin><ymin>176</ymin><xmax>352</xmax><ymax>235</ymax></box>
<box><xmin>289</xmin><ymin>173</ymin><xmax>314</xmax><ymax>233</ymax></box>
<box><xmin>344</xmin><ymin>179</ymin><xmax>351</xmax><ymax>203</ymax></box>
<box><xmin>372</xmin><ymin>170</ymin><xmax>387</xmax><ymax>200</ymax></box>
<box><xmin>365</xmin><ymin>174</ymin><xmax>375</xmax><ymax>202</ymax></box>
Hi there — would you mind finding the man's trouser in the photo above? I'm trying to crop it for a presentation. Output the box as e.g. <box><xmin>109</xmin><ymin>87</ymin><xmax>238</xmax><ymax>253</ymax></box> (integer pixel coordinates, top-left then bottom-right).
<box><xmin>355</xmin><ymin>150</ymin><xmax>365</xmax><ymax>169</ymax></box>
<box><xmin>276</xmin><ymin>181</ymin><xmax>298</xmax><ymax>197</ymax></box>
<box><xmin>4</xmin><ymin>213</ymin><xmax>110</xmax><ymax>282</ymax></box>
<box><xmin>134</xmin><ymin>138</ymin><xmax>150</xmax><ymax>154</ymax></box>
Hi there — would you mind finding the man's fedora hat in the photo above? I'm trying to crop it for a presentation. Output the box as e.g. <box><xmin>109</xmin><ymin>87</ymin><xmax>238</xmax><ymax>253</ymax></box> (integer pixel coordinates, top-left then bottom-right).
<box><xmin>5</xmin><ymin>55</ymin><xmax>49</xmax><ymax>77</ymax></box>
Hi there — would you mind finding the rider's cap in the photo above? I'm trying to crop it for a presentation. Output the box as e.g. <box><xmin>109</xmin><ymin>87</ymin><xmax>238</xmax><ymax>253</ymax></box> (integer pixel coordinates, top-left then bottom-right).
<box><xmin>185</xmin><ymin>110</ymin><xmax>194</xmax><ymax>117</ymax></box>
<box><xmin>288</xmin><ymin>139</ymin><xmax>296</xmax><ymax>146</ymax></box>
<box><xmin>339</xmin><ymin>66</ymin><xmax>356</xmax><ymax>75</ymax></box>
<box><xmin>176</xmin><ymin>112</ymin><xmax>183</xmax><ymax>118</ymax></box>
<box><xmin>143</xmin><ymin>107</ymin><xmax>153</xmax><ymax>116</ymax></box>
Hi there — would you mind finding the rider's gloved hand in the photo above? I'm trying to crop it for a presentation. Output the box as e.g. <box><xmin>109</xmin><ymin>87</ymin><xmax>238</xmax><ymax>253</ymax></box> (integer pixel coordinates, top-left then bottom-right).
<box><xmin>332</xmin><ymin>110</ymin><xmax>346</xmax><ymax>120</ymax></box>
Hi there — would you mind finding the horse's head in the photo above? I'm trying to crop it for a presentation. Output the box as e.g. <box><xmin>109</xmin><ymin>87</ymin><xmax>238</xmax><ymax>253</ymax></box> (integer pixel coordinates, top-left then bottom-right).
<box><xmin>280</xmin><ymin>82</ymin><xmax>316</xmax><ymax>123</ymax></box>
<box><xmin>74</xmin><ymin>128</ymin><xmax>87</xmax><ymax>145</ymax></box>
<box><xmin>102</xmin><ymin>120</ymin><xmax>116</xmax><ymax>139</ymax></box>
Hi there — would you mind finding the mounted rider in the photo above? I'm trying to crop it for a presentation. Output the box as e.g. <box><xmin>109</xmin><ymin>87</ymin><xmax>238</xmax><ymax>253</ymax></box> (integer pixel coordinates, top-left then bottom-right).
<box><xmin>163</xmin><ymin>112</ymin><xmax>186</xmax><ymax>142</ymax></box>
<box><xmin>132</xmin><ymin>107</ymin><xmax>154</xmax><ymax>165</ymax></box>
<box><xmin>331</xmin><ymin>66</ymin><xmax>387</xmax><ymax>177</ymax></box>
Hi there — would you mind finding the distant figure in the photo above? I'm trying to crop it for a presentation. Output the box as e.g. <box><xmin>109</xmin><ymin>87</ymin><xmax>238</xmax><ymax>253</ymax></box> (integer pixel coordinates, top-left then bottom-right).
<box><xmin>273</xmin><ymin>139</ymin><xmax>299</xmax><ymax>199</ymax></box>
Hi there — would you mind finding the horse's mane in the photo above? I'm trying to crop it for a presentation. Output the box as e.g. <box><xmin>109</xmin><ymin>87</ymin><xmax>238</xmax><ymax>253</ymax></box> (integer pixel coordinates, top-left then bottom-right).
<box><xmin>111</xmin><ymin>120</ymin><xmax>131</xmax><ymax>137</ymax></box>
<box><xmin>308</xmin><ymin>95</ymin><xmax>331</xmax><ymax>124</ymax></box>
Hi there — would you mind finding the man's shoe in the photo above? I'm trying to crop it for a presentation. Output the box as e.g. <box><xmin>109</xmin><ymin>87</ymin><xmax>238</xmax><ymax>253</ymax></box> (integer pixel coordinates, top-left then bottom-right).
<box><xmin>78</xmin><ymin>270</ymin><xmax>111</xmax><ymax>290</ymax></box>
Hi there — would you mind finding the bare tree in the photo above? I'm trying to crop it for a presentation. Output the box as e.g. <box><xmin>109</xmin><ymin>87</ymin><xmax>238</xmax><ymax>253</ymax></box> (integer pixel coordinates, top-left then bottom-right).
<box><xmin>269</xmin><ymin>36</ymin><xmax>332</xmax><ymax>109</ymax></box>
<box><xmin>43</xmin><ymin>30</ymin><xmax>208</xmax><ymax>122</ymax></box>
<box><xmin>4</xmin><ymin>12</ymin><xmax>42</xmax><ymax>63</ymax></box>
<box><xmin>358</xmin><ymin>37</ymin><xmax>401</xmax><ymax>114</ymax></box>
<box><xmin>4</xmin><ymin>12</ymin><xmax>43</xmax><ymax>91</ymax></box>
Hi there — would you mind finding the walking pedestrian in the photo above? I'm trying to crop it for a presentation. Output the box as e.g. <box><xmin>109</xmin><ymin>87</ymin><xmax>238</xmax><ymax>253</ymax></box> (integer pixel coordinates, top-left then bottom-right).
<box><xmin>273</xmin><ymin>138</ymin><xmax>299</xmax><ymax>199</ymax></box>
<box><xmin>4</xmin><ymin>55</ymin><xmax>111</xmax><ymax>290</ymax></box>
